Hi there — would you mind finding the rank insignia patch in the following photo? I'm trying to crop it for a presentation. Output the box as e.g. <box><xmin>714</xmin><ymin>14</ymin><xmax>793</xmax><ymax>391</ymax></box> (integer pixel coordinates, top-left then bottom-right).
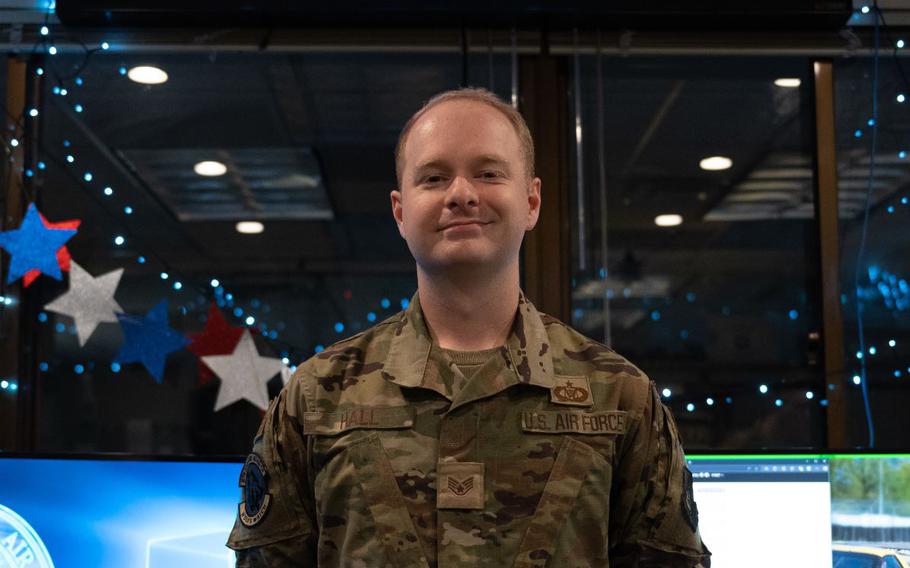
<box><xmin>447</xmin><ymin>476</ymin><xmax>474</xmax><ymax>496</ymax></box>
<box><xmin>681</xmin><ymin>466</ymin><xmax>699</xmax><ymax>532</ymax></box>
<box><xmin>550</xmin><ymin>376</ymin><xmax>594</xmax><ymax>406</ymax></box>
<box><xmin>239</xmin><ymin>453</ymin><xmax>272</xmax><ymax>528</ymax></box>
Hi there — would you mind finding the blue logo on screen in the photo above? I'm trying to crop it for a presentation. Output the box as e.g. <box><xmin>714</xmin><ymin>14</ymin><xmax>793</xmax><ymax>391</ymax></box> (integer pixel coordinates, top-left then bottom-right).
<box><xmin>0</xmin><ymin>504</ymin><xmax>54</xmax><ymax>568</ymax></box>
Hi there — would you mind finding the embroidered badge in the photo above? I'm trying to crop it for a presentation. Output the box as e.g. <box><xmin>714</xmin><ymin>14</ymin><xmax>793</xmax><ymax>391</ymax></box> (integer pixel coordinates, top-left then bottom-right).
<box><xmin>447</xmin><ymin>476</ymin><xmax>474</xmax><ymax>496</ymax></box>
<box><xmin>550</xmin><ymin>376</ymin><xmax>594</xmax><ymax>406</ymax></box>
<box><xmin>681</xmin><ymin>466</ymin><xmax>699</xmax><ymax>532</ymax></box>
<box><xmin>437</xmin><ymin>461</ymin><xmax>484</xmax><ymax>510</ymax></box>
<box><xmin>239</xmin><ymin>453</ymin><xmax>272</xmax><ymax>528</ymax></box>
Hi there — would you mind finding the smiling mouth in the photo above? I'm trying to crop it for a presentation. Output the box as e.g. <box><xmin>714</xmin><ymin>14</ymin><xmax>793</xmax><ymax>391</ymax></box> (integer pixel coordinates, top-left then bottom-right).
<box><xmin>440</xmin><ymin>222</ymin><xmax>487</xmax><ymax>231</ymax></box>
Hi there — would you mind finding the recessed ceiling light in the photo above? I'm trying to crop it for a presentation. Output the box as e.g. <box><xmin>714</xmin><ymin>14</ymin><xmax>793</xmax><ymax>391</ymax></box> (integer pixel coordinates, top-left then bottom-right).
<box><xmin>127</xmin><ymin>65</ymin><xmax>168</xmax><ymax>85</ymax></box>
<box><xmin>236</xmin><ymin>221</ymin><xmax>264</xmax><ymax>234</ymax></box>
<box><xmin>699</xmin><ymin>156</ymin><xmax>733</xmax><ymax>171</ymax></box>
<box><xmin>774</xmin><ymin>78</ymin><xmax>801</xmax><ymax>88</ymax></box>
<box><xmin>194</xmin><ymin>160</ymin><xmax>227</xmax><ymax>177</ymax></box>
<box><xmin>655</xmin><ymin>214</ymin><xmax>683</xmax><ymax>227</ymax></box>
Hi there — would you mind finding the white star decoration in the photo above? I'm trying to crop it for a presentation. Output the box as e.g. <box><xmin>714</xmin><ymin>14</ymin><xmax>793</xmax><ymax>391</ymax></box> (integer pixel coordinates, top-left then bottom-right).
<box><xmin>280</xmin><ymin>364</ymin><xmax>294</xmax><ymax>386</ymax></box>
<box><xmin>44</xmin><ymin>261</ymin><xmax>124</xmax><ymax>346</ymax></box>
<box><xmin>202</xmin><ymin>330</ymin><xmax>282</xmax><ymax>412</ymax></box>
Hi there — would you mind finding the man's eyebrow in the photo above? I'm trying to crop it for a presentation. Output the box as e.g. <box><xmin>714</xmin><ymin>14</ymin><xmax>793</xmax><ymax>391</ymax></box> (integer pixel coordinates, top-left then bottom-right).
<box><xmin>474</xmin><ymin>155</ymin><xmax>512</xmax><ymax>169</ymax></box>
<box><xmin>413</xmin><ymin>159</ymin><xmax>450</xmax><ymax>173</ymax></box>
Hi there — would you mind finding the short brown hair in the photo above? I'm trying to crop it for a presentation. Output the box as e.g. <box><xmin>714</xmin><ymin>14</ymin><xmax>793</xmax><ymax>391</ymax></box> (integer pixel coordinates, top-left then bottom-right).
<box><xmin>395</xmin><ymin>87</ymin><xmax>535</xmax><ymax>186</ymax></box>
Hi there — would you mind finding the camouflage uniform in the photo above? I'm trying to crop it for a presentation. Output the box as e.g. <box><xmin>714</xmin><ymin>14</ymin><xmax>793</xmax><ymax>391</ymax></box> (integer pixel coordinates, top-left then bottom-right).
<box><xmin>227</xmin><ymin>291</ymin><xmax>711</xmax><ymax>567</ymax></box>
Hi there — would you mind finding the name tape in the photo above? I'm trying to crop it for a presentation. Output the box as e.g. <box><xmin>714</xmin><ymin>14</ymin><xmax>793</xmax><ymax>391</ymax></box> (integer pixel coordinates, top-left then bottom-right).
<box><xmin>303</xmin><ymin>406</ymin><xmax>415</xmax><ymax>435</ymax></box>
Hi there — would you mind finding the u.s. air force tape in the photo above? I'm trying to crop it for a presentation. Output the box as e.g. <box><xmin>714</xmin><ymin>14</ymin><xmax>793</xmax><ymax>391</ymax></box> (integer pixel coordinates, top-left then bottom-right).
<box><xmin>520</xmin><ymin>410</ymin><xmax>629</xmax><ymax>435</ymax></box>
<box><xmin>0</xmin><ymin>504</ymin><xmax>55</xmax><ymax>568</ymax></box>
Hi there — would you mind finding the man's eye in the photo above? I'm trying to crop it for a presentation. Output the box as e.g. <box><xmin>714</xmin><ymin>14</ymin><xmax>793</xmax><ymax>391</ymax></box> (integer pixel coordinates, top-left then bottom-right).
<box><xmin>423</xmin><ymin>175</ymin><xmax>444</xmax><ymax>184</ymax></box>
<box><xmin>480</xmin><ymin>171</ymin><xmax>503</xmax><ymax>179</ymax></box>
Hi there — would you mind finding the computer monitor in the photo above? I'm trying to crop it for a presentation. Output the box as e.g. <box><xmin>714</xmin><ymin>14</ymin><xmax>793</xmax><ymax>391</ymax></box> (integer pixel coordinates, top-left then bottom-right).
<box><xmin>688</xmin><ymin>453</ymin><xmax>910</xmax><ymax>568</ymax></box>
<box><xmin>0</xmin><ymin>454</ymin><xmax>242</xmax><ymax>568</ymax></box>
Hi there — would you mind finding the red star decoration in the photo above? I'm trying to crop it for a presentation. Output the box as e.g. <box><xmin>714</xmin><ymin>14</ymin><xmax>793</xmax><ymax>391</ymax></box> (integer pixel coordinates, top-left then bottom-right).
<box><xmin>22</xmin><ymin>213</ymin><xmax>81</xmax><ymax>287</ymax></box>
<box><xmin>188</xmin><ymin>304</ymin><xmax>246</xmax><ymax>386</ymax></box>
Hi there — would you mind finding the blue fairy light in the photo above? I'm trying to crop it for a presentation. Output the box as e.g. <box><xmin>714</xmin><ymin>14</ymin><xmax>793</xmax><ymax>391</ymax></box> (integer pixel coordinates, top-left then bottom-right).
<box><xmin>775</xmin><ymin>399</ymin><xmax>783</xmax><ymax>407</ymax></box>
<box><xmin>661</xmin><ymin>388</ymin><xmax>671</xmax><ymax>398</ymax></box>
<box><xmin>119</xmin><ymin>66</ymin><xmax>127</xmax><ymax>75</ymax></box>
<box><xmin>805</xmin><ymin>391</ymin><xmax>814</xmax><ymax>400</ymax></box>
<box><xmin>111</xmin><ymin>362</ymin><xmax>121</xmax><ymax>373</ymax></box>
<box><xmin>686</xmin><ymin>403</ymin><xmax>695</xmax><ymax>412</ymax></box>
<box><xmin>113</xmin><ymin>235</ymin><xmax>125</xmax><ymax>246</ymax></box>
<box><xmin>210</xmin><ymin>278</ymin><xmax>220</xmax><ymax>288</ymax></box>
<box><xmin>334</xmin><ymin>322</ymin><xmax>344</xmax><ymax>333</ymax></box>
<box><xmin>367</xmin><ymin>312</ymin><xmax>376</xmax><ymax>322</ymax></box>
<box><xmin>123</xmin><ymin>206</ymin><xmax>133</xmax><ymax>214</ymax></box>
<box><xmin>788</xmin><ymin>309</ymin><xmax>799</xmax><ymax>320</ymax></box>
<box><xmin>315</xmin><ymin>344</ymin><xmax>324</xmax><ymax>353</ymax></box>
<box><xmin>37</xmin><ymin>312</ymin><xmax>47</xmax><ymax>322</ymax></box>
<box><xmin>900</xmin><ymin>151</ymin><xmax>907</xmax><ymax>159</ymax></box>
<box><xmin>36</xmin><ymin>67</ymin><xmax>43</xmax><ymax>76</ymax></box>
<box><xmin>245</xmin><ymin>316</ymin><xmax>255</xmax><ymax>325</ymax></box>
<box><xmin>759</xmin><ymin>384</ymin><xmax>768</xmax><ymax>394</ymax></box>
<box><xmin>853</xmin><ymin>375</ymin><xmax>862</xmax><ymax>385</ymax></box>
<box><xmin>137</xmin><ymin>256</ymin><xmax>146</xmax><ymax>264</ymax></box>
<box><xmin>159</xmin><ymin>272</ymin><xmax>168</xmax><ymax>280</ymax></box>
<box><xmin>75</xmin><ymin>77</ymin><xmax>83</xmax><ymax>86</ymax></box>
<box><xmin>233</xmin><ymin>307</ymin><xmax>243</xmax><ymax>317</ymax></box>
<box><xmin>706</xmin><ymin>397</ymin><xmax>714</xmax><ymax>406</ymax></box>
<box><xmin>28</xmin><ymin>108</ymin><xmax>38</xmax><ymax>117</ymax></box>
<box><xmin>39</xmin><ymin>362</ymin><xmax>48</xmax><ymax>372</ymax></box>
<box><xmin>74</xmin><ymin>364</ymin><xmax>84</xmax><ymax>375</ymax></box>
<box><xmin>173</xmin><ymin>281</ymin><xmax>182</xmax><ymax>290</ymax></box>
<box><xmin>380</xmin><ymin>298</ymin><xmax>391</xmax><ymax>309</ymax></box>
<box><xmin>74</xmin><ymin>104</ymin><xmax>83</xmax><ymax>113</ymax></box>
<box><xmin>37</xmin><ymin>162</ymin><xmax>45</xmax><ymax>170</ymax></box>
<box><xmin>400</xmin><ymin>298</ymin><xmax>410</xmax><ymax>309</ymax></box>
<box><xmin>83</xmin><ymin>172</ymin><xmax>93</xmax><ymax>182</ymax></box>
<box><xmin>101</xmin><ymin>42</ymin><xmax>110</xmax><ymax>50</ymax></box>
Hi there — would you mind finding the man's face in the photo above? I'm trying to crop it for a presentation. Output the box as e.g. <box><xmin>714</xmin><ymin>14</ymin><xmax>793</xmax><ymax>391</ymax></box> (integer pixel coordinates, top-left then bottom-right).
<box><xmin>391</xmin><ymin>100</ymin><xmax>541</xmax><ymax>275</ymax></box>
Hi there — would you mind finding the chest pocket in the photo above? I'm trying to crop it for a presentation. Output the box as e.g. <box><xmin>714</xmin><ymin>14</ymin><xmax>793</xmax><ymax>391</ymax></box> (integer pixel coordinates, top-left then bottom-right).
<box><xmin>305</xmin><ymin>406</ymin><xmax>430</xmax><ymax>568</ymax></box>
<box><xmin>512</xmin><ymin>410</ymin><xmax>629</xmax><ymax>567</ymax></box>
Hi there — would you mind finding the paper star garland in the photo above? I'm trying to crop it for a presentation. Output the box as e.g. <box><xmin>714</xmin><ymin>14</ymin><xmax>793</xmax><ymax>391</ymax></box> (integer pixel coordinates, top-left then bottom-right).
<box><xmin>44</xmin><ymin>261</ymin><xmax>124</xmax><ymax>346</ymax></box>
<box><xmin>188</xmin><ymin>304</ymin><xmax>245</xmax><ymax>386</ymax></box>
<box><xmin>23</xmin><ymin>213</ymin><xmax>81</xmax><ymax>287</ymax></box>
<box><xmin>202</xmin><ymin>329</ymin><xmax>282</xmax><ymax>412</ymax></box>
<box><xmin>0</xmin><ymin>203</ymin><xmax>78</xmax><ymax>284</ymax></box>
<box><xmin>116</xmin><ymin>299</ymin><xmax>190</xmax><ymax>382</ymax></box>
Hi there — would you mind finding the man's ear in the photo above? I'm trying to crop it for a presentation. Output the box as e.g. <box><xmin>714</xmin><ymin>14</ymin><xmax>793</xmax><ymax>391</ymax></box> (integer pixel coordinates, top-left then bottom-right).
<box><xmin>526</xmin><ymin>177</ymin><xmax>542</xmax><ymax>231</ymax></box>
<box><xmin>390</xmin><ymin>189</ymin><xmax>405</xmax><ymax>238</ymax></box>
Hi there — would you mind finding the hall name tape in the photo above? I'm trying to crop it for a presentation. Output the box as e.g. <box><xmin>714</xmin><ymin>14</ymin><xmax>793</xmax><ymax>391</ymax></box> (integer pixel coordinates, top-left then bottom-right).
<box><xmin>303</xmin><ymin>406</ymin><xmax>415</xmax><ymax>435</ymax></box>
<box><xmin>520</xmin><ymin>410</ymin><xmax>628</xmax><ymax>435</ymax></box>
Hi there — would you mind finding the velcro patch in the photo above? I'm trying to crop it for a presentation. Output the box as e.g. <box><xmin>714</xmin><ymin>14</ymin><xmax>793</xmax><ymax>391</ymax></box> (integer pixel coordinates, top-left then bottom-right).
<box><xmin>521</xmin><ymin>410</ymin><xmax>628</xmax><ymax>435</ymax></box>
<box><xmin>437</xmin><ymin>461</ymin><xmax>484</xmax><ymax>510</ymax></box>
<box><xmin>303</xmin><ymin>406</ymin><xmax>415</xmax><ymax>435</ymax></box>
<box><xmin>239</xmin><ymin>453</ymin><xmax>271</xmax><ymax>528</ymax></box>
<box><xmin>550</xmin><ymin>376</ymin><xmax>594</xmax><ymax>406</ymax></box>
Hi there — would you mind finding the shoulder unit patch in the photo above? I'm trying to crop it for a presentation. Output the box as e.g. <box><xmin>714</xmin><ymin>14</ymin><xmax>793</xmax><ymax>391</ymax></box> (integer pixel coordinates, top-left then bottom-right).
<box><xmin>239</xmin><ymin>453</ymin><xmax>272</xmax><ymax>528</ymax></box>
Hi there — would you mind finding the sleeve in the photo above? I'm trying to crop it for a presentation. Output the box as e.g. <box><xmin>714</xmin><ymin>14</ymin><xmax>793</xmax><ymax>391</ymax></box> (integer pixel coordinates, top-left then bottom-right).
<box><xmin>608</xmin><ymin>380</ymin><xmax>712</xmax><ymax>568</ymax></box>
<box><xmin>226</xmin><ymin>377</ymin><xmax>318</xmax><ymax>566</ymax></box>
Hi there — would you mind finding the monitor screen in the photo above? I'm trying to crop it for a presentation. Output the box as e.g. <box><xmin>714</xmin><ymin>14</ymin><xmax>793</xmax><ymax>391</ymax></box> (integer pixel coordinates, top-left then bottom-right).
<box><xmin>0</xmin><ymin>456</ymin><xmax>242</xmax><ymax>568</ymax></box>
<box><xmin>688</xmin><ymin>453</ymin><xmax>910</xmax><ymax>568</ymax></box>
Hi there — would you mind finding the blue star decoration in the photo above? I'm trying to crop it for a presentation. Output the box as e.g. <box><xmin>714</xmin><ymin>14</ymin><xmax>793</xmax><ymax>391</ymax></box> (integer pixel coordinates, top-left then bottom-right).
<box><xmin>116</xmin><ymin>300</ymin><xmax>190</xmax><ymax>383</ymax></box>
<box><xmin>0</xmin><ymin>203</ymin><xmax>78</xmax><ymax>284</ymax></box>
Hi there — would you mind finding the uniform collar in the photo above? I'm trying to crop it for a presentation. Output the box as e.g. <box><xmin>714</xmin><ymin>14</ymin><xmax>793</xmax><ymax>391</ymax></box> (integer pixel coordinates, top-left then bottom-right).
<box><xmin>382</xmin><ymin>289</ymin><xmax>555</xmax><ymax>393</ymax></box>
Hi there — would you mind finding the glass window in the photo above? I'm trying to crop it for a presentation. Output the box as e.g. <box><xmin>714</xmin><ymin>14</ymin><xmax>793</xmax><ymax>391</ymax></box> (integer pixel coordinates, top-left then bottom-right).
<box><xmin>835</xmin><ymin>53</ymin><xmax>910</xmax><ymax>449</ymax></box>
<box><xmin>571</xmin><ymin>56</ymin><xmax>825</xmax><ymax>448</ymax></box>
<box><xmin>25</xmin><ymin>47</ymin><xmax>515</xmax><ymax>454</ymax></box>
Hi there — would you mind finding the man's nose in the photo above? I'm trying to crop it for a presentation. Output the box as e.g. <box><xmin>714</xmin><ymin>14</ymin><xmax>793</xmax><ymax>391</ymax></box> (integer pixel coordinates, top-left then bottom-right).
<box><xmin>445</xmin><ymin>176</ymin><xmax>479</xmax><ymax>208</ymax></box>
